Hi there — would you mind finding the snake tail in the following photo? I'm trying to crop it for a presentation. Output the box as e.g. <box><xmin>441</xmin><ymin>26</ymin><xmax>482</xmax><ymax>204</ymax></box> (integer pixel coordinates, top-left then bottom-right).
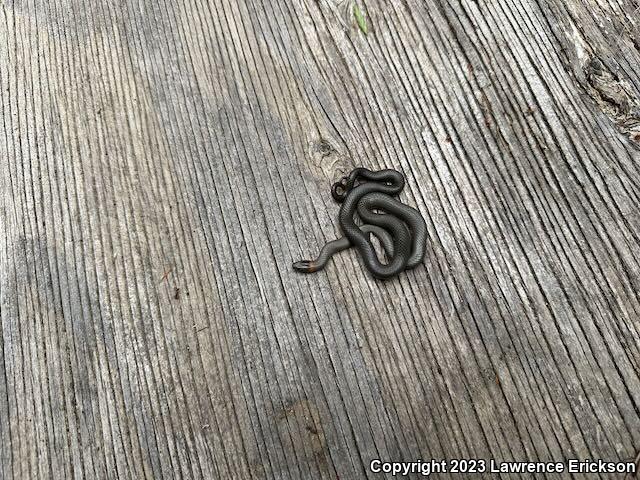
<box><xmin>293</xmin><ymin>226</ymin><xmax>395</xmax><ymax>274</ymax></box>
<box><xmin>292</xmin><ymin>260</ymin><xmax>321</xmax><ymax>273</ymax></box>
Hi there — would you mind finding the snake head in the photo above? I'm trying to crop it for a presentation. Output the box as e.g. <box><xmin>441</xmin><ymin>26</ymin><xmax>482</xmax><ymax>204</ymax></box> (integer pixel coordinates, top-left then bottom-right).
<box><xmin>292</xmin><ymin>260</ymin><xmax>319</xmax><ymax>273</ymax></box>
<box><xmin>331</xmin><ymin>176</ymin><xmax>351</xmax><ymax>202</ymax></box>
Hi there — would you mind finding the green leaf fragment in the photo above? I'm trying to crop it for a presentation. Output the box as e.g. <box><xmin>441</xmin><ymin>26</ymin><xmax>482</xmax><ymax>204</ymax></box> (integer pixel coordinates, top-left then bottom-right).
<box><xmin>353</xmin><ymin>4</ymin><xmax>368</xmax><ymax>35</ymax></box>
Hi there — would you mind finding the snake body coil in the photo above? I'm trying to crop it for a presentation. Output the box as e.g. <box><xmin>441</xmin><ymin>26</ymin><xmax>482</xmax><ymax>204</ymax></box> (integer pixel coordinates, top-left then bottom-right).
<box><xmin>293</xmin><ymin>168</ymin><xmax>427</xmax><ymax>279</ymax></box>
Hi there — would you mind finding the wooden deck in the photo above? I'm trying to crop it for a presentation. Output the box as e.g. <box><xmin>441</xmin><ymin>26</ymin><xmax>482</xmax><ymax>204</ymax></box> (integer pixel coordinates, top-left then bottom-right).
<box><xmin>2</xmin><ymin>0</ymin><xmax>640</xmax><ymax>478</ymax></box>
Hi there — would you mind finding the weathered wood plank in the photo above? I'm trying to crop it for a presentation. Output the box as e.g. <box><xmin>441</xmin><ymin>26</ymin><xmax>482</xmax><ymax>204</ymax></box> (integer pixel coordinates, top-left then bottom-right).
<box><xmin>1</xmin><ymin>0</ymin><xmax>639</xmax><ymax>478</ymax></box>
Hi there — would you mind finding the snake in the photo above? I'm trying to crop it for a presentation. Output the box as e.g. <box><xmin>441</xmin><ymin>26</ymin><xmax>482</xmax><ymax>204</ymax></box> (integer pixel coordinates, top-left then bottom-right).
<box><xmin>293</xmin><ymin>167</ymin><xmax>427</xmax><ymax>279</ymax></box>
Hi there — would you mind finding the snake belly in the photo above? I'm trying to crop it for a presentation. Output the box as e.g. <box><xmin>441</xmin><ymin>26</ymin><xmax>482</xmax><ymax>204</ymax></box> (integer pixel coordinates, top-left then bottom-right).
<box><xmin>293</xmin><ymin>168</ymin><xmax>427</xmax><ymax>279</ymax></box>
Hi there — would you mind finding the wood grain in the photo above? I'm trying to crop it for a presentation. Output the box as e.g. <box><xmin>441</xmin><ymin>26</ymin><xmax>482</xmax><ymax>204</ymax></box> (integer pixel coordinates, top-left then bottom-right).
<box><xmin>1</xmin><ymin>0</ymin><xmax>639</xmax><ymax>478</ymax></box>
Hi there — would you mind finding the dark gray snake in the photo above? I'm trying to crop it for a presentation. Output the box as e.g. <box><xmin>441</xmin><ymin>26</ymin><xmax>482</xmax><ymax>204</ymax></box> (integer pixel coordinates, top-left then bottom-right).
<box><xmin>293</xmin><ymin>168</ymin><xmax>427</xmax><ymax>279</ymax></box>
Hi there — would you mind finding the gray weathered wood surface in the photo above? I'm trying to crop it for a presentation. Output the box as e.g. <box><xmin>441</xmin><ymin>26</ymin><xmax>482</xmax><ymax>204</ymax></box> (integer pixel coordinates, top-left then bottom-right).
<box><xmin>1</xmin><ymin>0</ymin><xmax>640</xmax><ymax>478</ymax></box>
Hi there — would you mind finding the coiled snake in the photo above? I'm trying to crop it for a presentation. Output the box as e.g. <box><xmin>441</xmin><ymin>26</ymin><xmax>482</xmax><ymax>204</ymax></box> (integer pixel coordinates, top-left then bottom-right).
<box><xmin>293</xmin><ymin>167</ymin><xmax>427</xmax><ymax>279</ymax></box>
